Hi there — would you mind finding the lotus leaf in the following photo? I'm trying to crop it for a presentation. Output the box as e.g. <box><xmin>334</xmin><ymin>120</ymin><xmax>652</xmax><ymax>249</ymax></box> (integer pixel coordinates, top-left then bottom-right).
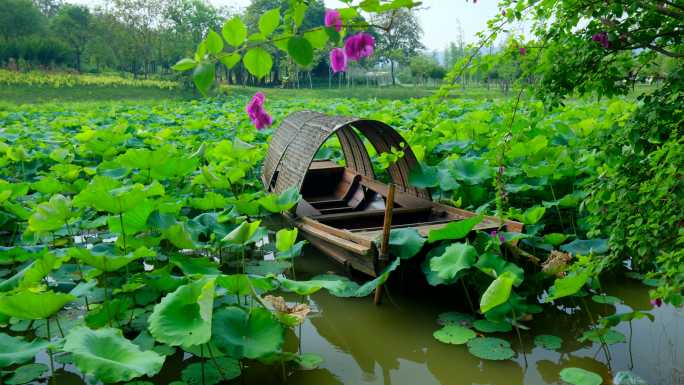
<box><xmin>466</xmin><ymin>337</ymin><xmax>515</xmax><ymax>361</ymax></box>
<box><xmin>275</xmin><ymin>228</ymin><xmax>298</xmax><ymax>252</ymax></box>
<box><xmin>258</xmin><ymin>186</ymin><xmax>301</xmax><ymax>213</ymax></box>
<box><xmin>0</xmin><ymin>290</ymin><xmax>75</xmax><ymax>320</ymax></box>
<box><xmin>545</xmin><ymin>272</ymin><xmax>590</xmax><ymax>302</ymax></box>
<box><xmin>449</xmin><ymin>157</ymin><xmax>493</xmax><ymax>185</ymax></box>
<box><xmin>433</xmin><ymin>324</ymin><xmax>476</xmax><ymax>345</ymax></box>
<box><xmin>27</xmin><ymin>194</ymin><xmax>75</xmax><ymax>233</ymax></box>
<box><xmin>579</xmin><ymin>328</ymin><xmax>626</xmax><ymax>345</ymax></box>
<box><xmin>212</xmin><ymin>306</ymin><xmax>284</xmax><ymax>359</ymax></box>
<box><xmin>64</xmin><ymin>326</ymin><xmax>165</xmax><ymax>383</ymax></box>
<box><xmin>559</xmin><ymin>367</ymin><xmax>603</xmax><ymax>385</ymax></box>
<box><xmin>591</xmin><ymin>294</ymin><xmax>621</xmax><ymax>305</ymax></box>
<box><xmin>560</xmin><ymin>239</ymin><xmax>609</xmax><ymax>256</ymax></box>
<box><xmin>437</xmin><ymin>311</ymin><xmax>475</xmax><ymax>327</ymax></box>
<box><xmin>387</xmin><ymin>228</ymin><xmax>426</xmax><ymax>259</ymax></box>
<box><xmin>473</xmin><ymin>319</ymin><xmax>513</xmax><ymax>333</ymax></box>
<box><xmin>69</xmin><ymin>245</ymin><xmax>154</xmax><ymax>272</ymax></box>
<box><xmin>148</xmin><ymin>277</ymin><xmax>216</xmax><ymax>347</ymax></box>
<box><xmin>222</xmin><ymin>221</ymin><xmax>262</xmax><ymax>245</ymax></box>
<box><xmin>4</xmin><ymin>363</ymin><xmax>48</xmax><ymax>385</ymax></box>
<box><xmin>181</xmin><ymin>357</ymin><xmax>240</xmax><ymax>385</ymax></box>
<box><xmin>429</xmin><ymin>243</ymin><xmax>477</xmax><ymax>280</ymax></box>
<box><xmin>0</xmin><ymin>333</ymin><xmax>50</xmax><ymax>367</ymax></box>
<box><xmin>427</xmin><ymin>214</ymin><xmax>483</xmax><ymax>243</ymax></box>
<box><xmin>480</xmin><ymin>272</ymin><xmax>516</xmax><ymax>313</ymax></box>
<box><xmin>534</xmin><ymin>334</ymin><xmax>563</xmax><ymax>350</ymax></box>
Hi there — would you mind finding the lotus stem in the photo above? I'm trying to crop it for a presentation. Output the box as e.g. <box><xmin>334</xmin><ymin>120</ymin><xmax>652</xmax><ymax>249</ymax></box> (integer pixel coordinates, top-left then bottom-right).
<box><xmin>206</xmin><ymin>343</ymin><xmax>227</xmax><ymax>382</ymax></box>
<box><xmin>200</xmin><ymin>344</ymin><xmax>206</xmax><ymax>385</ymax></box>
<box><xmin>460</xmin><ymin>277</ymin><xmax>475</xmax><ymax>314</ymax></box>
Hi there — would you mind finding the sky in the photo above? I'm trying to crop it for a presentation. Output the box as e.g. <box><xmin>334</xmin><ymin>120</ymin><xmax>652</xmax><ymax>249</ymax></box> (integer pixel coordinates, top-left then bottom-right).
<box><xmin>69</xmin><ymin>0</ymin><xmax>504</xmax><ymax>51</ymax></box>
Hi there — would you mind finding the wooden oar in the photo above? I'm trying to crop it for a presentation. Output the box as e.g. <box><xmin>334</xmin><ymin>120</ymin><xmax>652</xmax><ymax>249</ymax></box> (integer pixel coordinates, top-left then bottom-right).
<box><xmin>374</xmin><ymin>183</ymin><xmax>395</xmax><ymax>305</ymax></box>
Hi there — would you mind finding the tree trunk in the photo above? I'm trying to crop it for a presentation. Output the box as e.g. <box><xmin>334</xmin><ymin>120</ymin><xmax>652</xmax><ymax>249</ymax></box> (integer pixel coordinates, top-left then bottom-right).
<box><xmin>390</xmin><ymin>60</ymin><xmax>396</xmax><ymax>86</ymax></box>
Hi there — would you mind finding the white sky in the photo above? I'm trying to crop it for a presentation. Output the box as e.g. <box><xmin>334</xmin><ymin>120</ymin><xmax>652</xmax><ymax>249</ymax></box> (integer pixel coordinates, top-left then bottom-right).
<box><xmin>69</xmin><ymin>0</ymin><xmax>505</xmax><ymax>51</ymax></box>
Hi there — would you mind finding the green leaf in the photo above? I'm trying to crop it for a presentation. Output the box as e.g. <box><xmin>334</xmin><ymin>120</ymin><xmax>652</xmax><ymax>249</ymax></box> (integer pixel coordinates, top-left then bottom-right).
<box><xmin>466</xmin><ymin>337</ymin><xmax>515</xmax><ymax>360</ymax></box>
<box><xmin>449</xmin><ymin>157</ymin><xmax>493</xmax><ymax>185</ymax></box>
<box><xmin>473</xmin><ymin>319</ymin><xmax>512</xmax><ymax>333</ymax></box>
<box><xmin>429</xmin><ymin>243</ymin><xmax>477</xmax><ymax>280</ymax></box>
<box><xmin>258</xmin><ymin>8</ymin><xmax>280</xmax><ymax>36</ymax></box>
<box><xmin>259</xmin><ymin>187</ymin><xmax>301</xmax><ymax>213</ymax></box>
<box><xmin>69</xmin><ymin>245</ymin><xmax>154</xmax><ymax>272</ymax></box>
<box><xmin>211</xmin><ymin>307</ymin><xmax>283</xmax><ymax>359</ymax></box>
<box><xmin>148</xmin><ymin>278</ymin><xmax>216</xmax><ymax>348</ymax></box>
<box><xmin>172</xmin><ymin>58</ymin><xmax>197</xmax><ymax>71</ymax></box>
<box><xmin>4</xmin><ymin>363</ymin><xmax>48</xmax><ymax>385</ymax></box>
<box><xmin>579</xmin><ymin>328</ymin><xmax>626</xmax><ymax>345</ymax></box>
<box><xmin>287</xmin><ymin>36</ymin><xmax>313</xmax><ymax>66</ymax></box>
<box><xmin>193</xmin><ymin>62</ymin><xmax>215</xmax><ymax>96</ymax></box>
<box><xmin>591</xmin><ymin>294</ymin><xmax>621</xmax><ymax>305</ymax></box>
<box><xmin>28</xmin><ymin>194</ymin><xmax>75</xmax><ymax>233</ymax></box>
<box><xmin>181</xmin><ymin>357</ymin><xmax>240</xmax><ymax>385</ymax></box>
<box><xmin>409</xmin><ymin>165</ymin><xmax>438</xmax><ymax>188</ymax></box>
<box><xmin>543</xmin><ymin>233</ymin><xmax>569</xmax><ymax>246</ymax></box>
<box><xmin>437</xmin><ymin>311</ymin><xmax>475</xmax><ymax>328</ymax></box>
<box><xmin>205</xmin><ymin>29</ymin><xmax>223</xmax><ymax>54</ymax></box>
<box><xmin>219</xmin><ymin>53</ymin><xmax>240</xmax><ymax>69</ymax></box>
<box><xmin>428</xmin><ymin>214</ymin><xmax>484</xmax><ymax>243</ymax></box>
<box><xmin>243</xmin><ymin>48</ymin><xmax>273</xmax><ymax>79</ymax></box>
<box><xmin>387</xmin><ymin>228</ymin><xmax>426</xmax><ymax>259</ymax></box>
<box><xmin>169</xmin><ymin>255</ymin><xmax>221</xmax><ymax>276</ymax></box>
<box><xmin>521</xmin><ymin>206</ymin><xmax>546</xmax><ymax>225</ymax></box>
<box><xmin>295</xmin><ymin>353</ymin><xmax>323</xmax><ymax>370</ymax></box>
<box><xmin>216</xmin><ymin>274</ymin><xmax>276</xmax><ymax>296</ymax></box>
<box><xmin>222</xmin><ymin>17</ymin><xmax>247</xmax><ymax>47</ymax></box>
<box><xmin>433</xmin><ymin>324</ymin><xmax>476</xmax><ymax>345</ymax></box>
<box><xmin>276</xmin><ymin>228</ymin><xmax>298</xmax><ymax>252</ymax></box>
<box><xmin>475</xmin><ymin>252</ymin><xmax>524</xmax><ymax>286</ymax></box>
<box><xmin>303</xmin><ymin>29</ymin><xmax>329</xmax><ymax>49</ymax></box>
<box><xmin>64</xmin><ymin>326</ymin><xmax>165</xmax><ymax>383</ymax></box>
<box><xmin>545</xmin><ymin>271</ymin><xmax>590</xmax><ymax>302</ymax></box>
<box><xmin>480</xmin><ymin>272</ymin><xmax>516</xmax><ymax>313</ymax></box>
<box><xmin>560</xmin><ymin>239</ymin><xmax>609</xmax><ymax>255</ymax></box>
<box><xmin>559</xmin><ymin>367</ymin><xmax>603</xmax><ymax>385</ymax></box>
<box><xmin>276</xmin><ymin>240</ymin><xmax>306</xmax><ymax>260</ymax></box>
<box><xmin>534</xmin><ymin>334</ymin><xmax>562</xmax><ymax>350</ymax></box>
<box><xmin>0</xmin><ymin>333</ymin><xmax>51</xmax><ymax>367</ymax></box>
<box><xmin>222</xmin><ymin>221</ymin><xmax>262</xmax><ymax>245</ymax></box>
<box><xmin>0</xmin><ymin>291</ymin><xmax>75</xmax><ymax>320</ymax></box>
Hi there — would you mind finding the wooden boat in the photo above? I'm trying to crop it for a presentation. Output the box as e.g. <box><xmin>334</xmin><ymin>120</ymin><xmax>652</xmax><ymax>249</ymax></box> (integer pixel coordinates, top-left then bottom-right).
<box><xmin>262</xmin><ymin>111</ymin><xmax>522</xmax><ymax>277</ymax></box>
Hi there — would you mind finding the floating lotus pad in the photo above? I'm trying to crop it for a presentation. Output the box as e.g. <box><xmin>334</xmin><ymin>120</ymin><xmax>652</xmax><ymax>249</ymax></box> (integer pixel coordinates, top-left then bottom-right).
<box><xmin>466</xmin><ymin>337</ymin><xmax>515</xmax><ymax>361</ymax></box>
<box><xmin>433</xmin><ymin>325</ymin><xmax>476</xmax><ymax>345</ymax></box>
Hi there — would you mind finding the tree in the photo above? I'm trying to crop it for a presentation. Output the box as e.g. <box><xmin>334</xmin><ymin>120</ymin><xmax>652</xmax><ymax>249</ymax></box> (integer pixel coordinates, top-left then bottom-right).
<box><xmin>372</xmin><ymin>9</ymin><xmax>424</xmax><ymax>85</ymax></box>
<box><xmin>33</xmin><ymin>0</ymin><xmax>62</xmax><ymax>17</ymax></box>
<box><xmin>0</xmin><ymin>0</ymin><xmax>44</xmax><ymax>42</ymax></box>
<box><xmin>51</xmin><ymin>4</ymin><xmax>91</xmax><ymax>72</ymax></box>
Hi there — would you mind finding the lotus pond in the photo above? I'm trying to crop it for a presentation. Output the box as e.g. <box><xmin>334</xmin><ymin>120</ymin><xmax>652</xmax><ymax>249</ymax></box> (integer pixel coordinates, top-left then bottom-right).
<box><xmin>0</xmin><ymin>96</ymin><xmax>680</xmax><ymax>385</ymax></box>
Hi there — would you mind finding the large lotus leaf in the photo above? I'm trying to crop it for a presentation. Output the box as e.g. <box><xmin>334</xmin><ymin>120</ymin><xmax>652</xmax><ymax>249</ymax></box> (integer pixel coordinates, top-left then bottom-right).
<box><xmin>466</xmin><ymin>337</ymin><xmax>515</xmax><ymax>361</ymax></box>
<box><xmin>600</xmin><ymin>311</ymin><xmax>654</xmax><ymax>328</ymax></box>
<box><xmin>216</xmin><ymin>274</ymin><xmax>277</xmax><ymax>296</ymax></box>
<box><xmin>591</xmin><ymin>294</ymin><xmax>621</xmax><ymax>305</ymax></box>
<box><xmin>0</xmin><ymin>246</ymin><xmax>46</xmax><ymax>266</ymax></box>
<box><xmin>277</xmin><ymin>274</ymin><xmax>360</xmax><ymax>297</ymax></box>
<box><xmin>222</xmin><ymin>221</ymin><xmax>262</xmax><ymax>245</ymax></box>
<box><xmin>545</xmin><ymin>271</ymin><xmax>590</xmax><ymax>302</ymax></box>
<box><xmin>449</xmin><ymin>157</ymin><xmax>493</xmax><ymax>185</ymax></box>
<box><xmin>276</xmin><ymin>240</ymin><xmax>307</xmax><ymax>260</ymax></box>
<box><xmin>409</xmin><ymin>164</ymin><xmax>439</xmax><ymax>188</ymax></box>
<box><xmin>181</xmin><ymin>356</ymin><xmax>241</xmax><ymax>385</ymax></box>
<box><xmin>421</xmin><ymin>244</ymin><xmax>458</xmax><ymax>286</ymax></box>
<box><xmin>258</xmin><ymin>187</ymin><xmax>301</xmax><ymax>213</ymax></box>
<box><xmin>433</xmin><ymin>325</ymin><xmax>476</xmax><ymax>345</ymax></box>
<box><xmin>0</xmin><ymin>290</ymin><xmax>75</xmax><ymax>320</ymax></box>
<box><xmin>579</xmin><ymin>328</ymin><xmax>626</xmax><ymax>345</ymax></box>
<box><xmin>4</xmin><ymin>363</ymin><xmax>48</xmax><ymax>385</ymax></box>
<box><xmin>212</xmin><ymin>306</ymin><xmax>284</xmax><ymax>359</ymax></box>
<box><xmin>64</xmin><ymin>326</ymin><xmax>165</xmax><ymax>383</ymax></box>
<box><xmin>473</xmin><ymin>319</ymin><xmax>512</xmax><ymax>333</ymax></box>
<box><xmin>560</xmin><ymin>239</ymin><xmax>609</xmax><ymax>256</ymax></box>
<box><xmin>107</xmin><ymin>199</ymin><xmax>155</xmax><ymax>235</ymax></box>
<box><xmin>117</xmin><ymin>147</ymin><xmax>171</xmax><ymax>171</ymax></box>
<box><xmin>27</xmin><ymin>194</ymin><xmax>75</xmax><ymax>233</ymax></box>
<box><xmin>520</xmin><ymin>206</ymin><xmax>546</xmax><ymax>225</ymax></box>
<box><xmin>534</xmin><ymin>334</ymin><xmax>563</xmax><ymax>350</ymax></box>
<box><xmin>480</xmin><ymin>272</ymin><xmax>516</xmax><ymax>314</ymax></box>
<box><xmin>0</xmin><ymin>333</ymin><xmax>51</xmax><ymax>367</ymax></box>
<box><xmin>559</xmin><ymin>367</ymin><xmax>603</xmax><ymax>385</ymax></box>
<box><xmin>387</xmin><ymin>228</ymin><xmax>426</xmax><ymax>259</ymax></box>
<box><xmin>429</xmin><ymin>243</ymin><xmax>477</xmax><ymax>280</ymax></box>
<box><xmin>19</xmin><ymin>252</ymin><xmax>68</xmax><ymax>289</ymax></box>
<box><xmin>169</xmin><ymin>254</ymin><xmax>221</xmax><ymax>276</ymax></box>
<box><xmin>148</xmin><ymin>277</ymin><xmax>216</xmax><ymax>348</ymax></box>
<box><xmin>69</xmin><ymin>245</ymin><xmax>154</xmax><ymax>272</ymax></box>
<box><xmin>543</xmin><ymin>233</ymin><xmax>569</xmax><ymax>246</ymax></box>
<box><xmin>162</xmin><ymin>222</ymin><xmax>197</xmax><ymax>249</ymax></box>
<box><xmin>245</xmin><ymin>260</ymin><xmax>292</xmax><ymax>276</ymax></box>
<box><xmin>428</xmin><ymin>214</ymin><xmax>483</xmax><ymax>243</ymax></box>
<box><xmin>275</xmin><ymin>228</ymin><xmax>298</xmax><ymax>252</ymax></box>
<box><xmin>475</xmin><ymin>252</ymin><xmax>524</xmax><ymax>286</ymax></box>
<box><xmin>73</xmin><ymin>176</ymin><xmax>148</xmax><ymax>214</ymax></box>
<box><xmin>437</xmin><ymin>311</ymin><xmax>475</xmax><ymax>328</ymax></box>
<box><xmin>354</xmin><ymin>258</ymin><xmax>401</xmax><ymax>297</ymax></box>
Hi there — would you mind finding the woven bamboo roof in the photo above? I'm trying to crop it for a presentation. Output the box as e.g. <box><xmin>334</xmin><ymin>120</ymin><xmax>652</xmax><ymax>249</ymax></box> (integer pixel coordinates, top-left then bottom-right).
<box><xmin>262</xmin><ymin>111</ymin><xmax>430</xmax><ymax>200</ymax></box>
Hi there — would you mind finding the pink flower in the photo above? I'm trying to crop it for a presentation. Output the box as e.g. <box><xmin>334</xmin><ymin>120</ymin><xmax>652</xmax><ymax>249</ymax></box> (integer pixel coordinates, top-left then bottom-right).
<box><xmin>490</xmin><ymin>230</ymin><xmax>506</xmax><ymax>244</ymax></box>
<box><xmin>324</xmin><ymin>9</ymin><xmax>342</xmax><ymax>32</ymax></box>
<box><xmin>650</xmin><ymin>298</ymin><xmax>663</xmax><ymax>307</ymax></box>
<box><xmin>245</xmin><ymin>92</ymin><xmax>272</xmax><ymax>130</ymax></box>
<box><xmin>591</xmin><ymin>32</ymin><xmax>610</xmax><ymax>48</ymax></box>
<box><xmin>344</xmin><ymin>32</ymin><xmax>374</xmax><ymax>61</ymax></box>
<box><xmin>519</xmin><ymin>47</ymin><xmax>527</xmax><ymax>55</ymax></box>
<box><xmin>330</xmin><ymin>48</ymin><xmax>347</xmax><ymax>73</ymax></box>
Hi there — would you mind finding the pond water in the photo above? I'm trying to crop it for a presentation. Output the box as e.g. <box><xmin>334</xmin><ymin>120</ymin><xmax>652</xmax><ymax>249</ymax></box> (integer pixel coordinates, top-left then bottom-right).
<box><xmin>38</xmin><ymin>247</ymin><xmax>683</xmax><ymax>385</ymax></box>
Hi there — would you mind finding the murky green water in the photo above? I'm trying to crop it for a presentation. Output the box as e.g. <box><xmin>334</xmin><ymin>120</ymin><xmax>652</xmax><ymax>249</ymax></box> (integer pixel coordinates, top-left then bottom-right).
<box><xmin>40</xmin><ymin>248</ymin><xmax>683</xmax><ymax>385</ymax></box>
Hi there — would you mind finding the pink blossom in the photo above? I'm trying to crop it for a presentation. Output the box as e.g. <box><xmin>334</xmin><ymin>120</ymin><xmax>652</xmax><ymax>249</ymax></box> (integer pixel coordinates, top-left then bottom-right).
<box><xmin>324</xmin><ymin>9</ymin><xmax>342</xmax><ymax>32</ymax></box>
<box><xmin>591</xmin><ymin>32</ymin><xmax>610</xmax><ymax>48</ymax></box>
<box><xmin>245</xmin><ymin>92</ymin><xmax>272</xmax><ymax>130</ymax></box>
<box><xmin>519</xmin><ymin>47</ymin><xmax>527</xmax><ymax>55</ymax></box>
<box><xmin>330</xmin><ymin>48</ymin><xmax>347</xmax><ymax>73</ymax></box>
<box><xmin>490</xmin><ymin>230</ymin><xmax>506</xmax><ymax>244</ymax></box>
<box><xmin>650</xmin><ymin>298</ymin><xmax>663</xmax><ymax>307</ymax></box>
<box><xmin>344</xmin><ymin>32</ymin><xmax>375</xmax><ymax>61</ymax></box>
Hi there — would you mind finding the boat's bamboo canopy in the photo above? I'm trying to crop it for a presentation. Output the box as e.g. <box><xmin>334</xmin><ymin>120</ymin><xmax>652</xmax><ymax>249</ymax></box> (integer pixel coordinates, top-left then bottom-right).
<box><xmin>262</xmin><ymin>111</ymin><xmax>430</xmax><ymax>200</ymax></box>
